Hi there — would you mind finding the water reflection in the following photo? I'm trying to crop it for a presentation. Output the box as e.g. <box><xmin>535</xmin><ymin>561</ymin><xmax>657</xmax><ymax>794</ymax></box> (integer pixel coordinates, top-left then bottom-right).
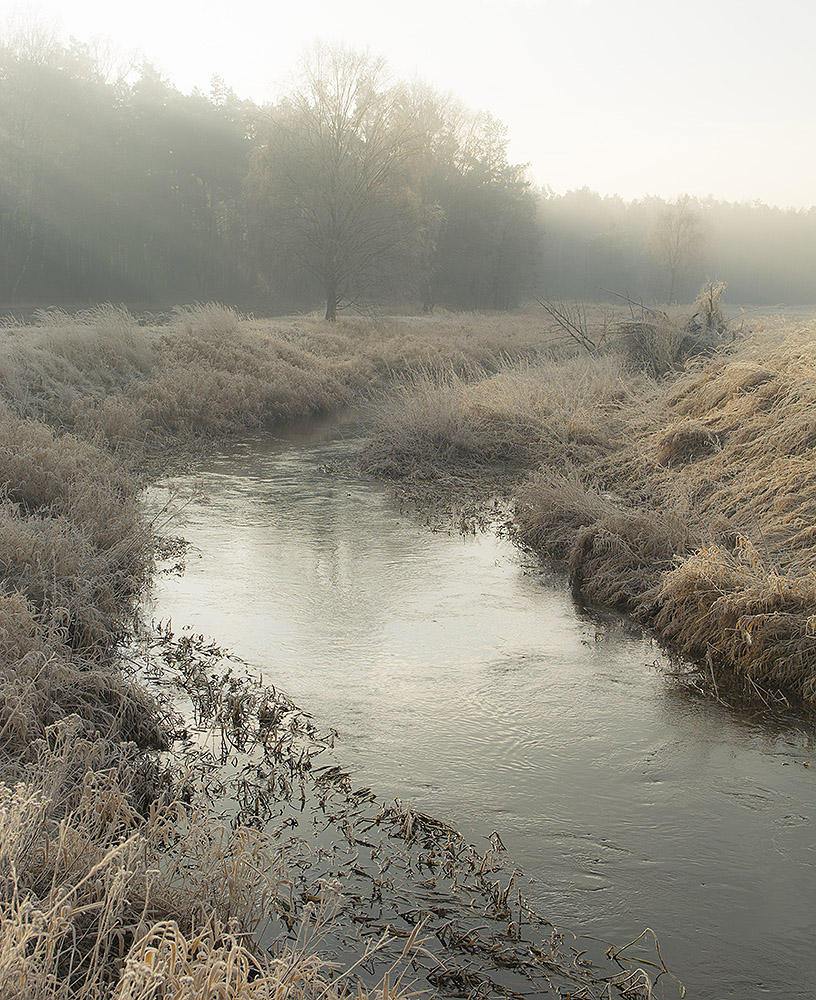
<box><xmin>149</xmin><ymin>420</ymin><xmax>816</xmax><ymax>1000</ymax></box>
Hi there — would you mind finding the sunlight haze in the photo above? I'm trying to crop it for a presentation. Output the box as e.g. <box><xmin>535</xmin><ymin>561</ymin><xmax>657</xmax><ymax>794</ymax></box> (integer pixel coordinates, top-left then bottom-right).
<box><xmin>12</xmin><ymin>0</ymin><xmax>816</xmax><ymax>209</ymax></box>
<box><xmin>2</xmin><ymin>6</ymin><xmax>816</xmax><ymax>999</ymax></box>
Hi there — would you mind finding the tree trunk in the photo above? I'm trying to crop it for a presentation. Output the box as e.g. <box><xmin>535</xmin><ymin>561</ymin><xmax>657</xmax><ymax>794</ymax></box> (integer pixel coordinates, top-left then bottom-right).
<box><xmin>10</xmin><ymin>220</ymin><xmax>36</xmax><ymax>303</ymax></box>
<box><xmin>325</xmin><ymin>278</ymin><xmax>338</xmax><ymax>321</ymax></box>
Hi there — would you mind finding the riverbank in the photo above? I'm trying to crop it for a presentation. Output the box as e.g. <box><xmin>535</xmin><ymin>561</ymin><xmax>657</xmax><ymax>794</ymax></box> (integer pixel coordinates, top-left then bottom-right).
<box><xmin>2</xmin><ymin>303</ymin><xmax>672</xmax><ymax>998</ymax></box>
<box><xmin>361</xmin><ymin>307</ymin><xmax>816</xmax><ymax>709</ymax></box>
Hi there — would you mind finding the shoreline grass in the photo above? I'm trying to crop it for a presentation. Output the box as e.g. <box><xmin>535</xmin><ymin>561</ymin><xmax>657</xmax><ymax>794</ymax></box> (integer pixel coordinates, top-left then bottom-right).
<box><xmin>0</xmin><ymin>303</ymin><xmax>554</xmax><ymax>454</ymax></box>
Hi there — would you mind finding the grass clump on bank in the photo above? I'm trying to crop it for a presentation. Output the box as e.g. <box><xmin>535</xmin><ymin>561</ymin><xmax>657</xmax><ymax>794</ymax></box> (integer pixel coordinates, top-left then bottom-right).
<box><xmin>361</xmin><ymin>354</ymin><xmax>654</xmax><ymax>510</ymax></box>
<box><xmin>0</xmin><ymin>403</ymin><xmax>165</xmax><ymax>756</ymax></box>
<box><xmin>364</xmin><ymin>307</ymin><xmax>816</xmax><ymax>707</ymax></box>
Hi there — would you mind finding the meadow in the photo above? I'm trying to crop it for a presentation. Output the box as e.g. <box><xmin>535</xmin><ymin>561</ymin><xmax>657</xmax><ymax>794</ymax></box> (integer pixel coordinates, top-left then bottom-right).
<box><xmin>0</xmin><ymin>298</ymin><xmax>812</xmax><ymax>997</ymax></box>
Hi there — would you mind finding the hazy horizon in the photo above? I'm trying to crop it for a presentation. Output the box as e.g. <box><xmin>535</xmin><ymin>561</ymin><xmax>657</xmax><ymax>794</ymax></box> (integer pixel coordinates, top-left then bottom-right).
<box><xmin>7</xmin><ymin>0</ymin><xmax>815</xmax><ymax>212</ymax></box>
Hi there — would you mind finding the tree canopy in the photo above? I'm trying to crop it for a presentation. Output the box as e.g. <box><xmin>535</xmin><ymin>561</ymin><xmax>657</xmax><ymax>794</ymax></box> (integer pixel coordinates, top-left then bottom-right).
<box><xmin>246</xmin><ymin>46</ymin><xmax>427</xmax><ymax>319</ymax></box>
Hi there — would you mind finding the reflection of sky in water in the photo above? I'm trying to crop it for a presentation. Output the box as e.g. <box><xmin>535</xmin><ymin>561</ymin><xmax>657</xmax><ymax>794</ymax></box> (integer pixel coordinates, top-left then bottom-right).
<box><xmin>149</xmin><ymin>424</ymin><xmax>816</xmax><ymax>1000</ymax></box>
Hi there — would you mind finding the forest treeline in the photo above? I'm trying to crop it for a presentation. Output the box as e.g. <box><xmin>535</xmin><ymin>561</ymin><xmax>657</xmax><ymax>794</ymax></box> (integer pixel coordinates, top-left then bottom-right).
<box><xmin>1</xmin><ymin>34</ymin><xmax>814</xmax><ymax>314</ymax></box>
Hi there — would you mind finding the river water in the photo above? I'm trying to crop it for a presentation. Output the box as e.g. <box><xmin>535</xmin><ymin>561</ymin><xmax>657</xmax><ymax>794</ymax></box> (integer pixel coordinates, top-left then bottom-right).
<box><xmin>149</xmin><ymin>417</ymin><xmax>815</xmax><ymax>999</ymax></box>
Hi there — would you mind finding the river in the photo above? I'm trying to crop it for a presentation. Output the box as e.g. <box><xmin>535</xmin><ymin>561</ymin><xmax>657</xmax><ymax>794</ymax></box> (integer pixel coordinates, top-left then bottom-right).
<box><xmin>148</xmin><ymin>416</ymin><xmax>815</xmax><ymax>999</ymax></box>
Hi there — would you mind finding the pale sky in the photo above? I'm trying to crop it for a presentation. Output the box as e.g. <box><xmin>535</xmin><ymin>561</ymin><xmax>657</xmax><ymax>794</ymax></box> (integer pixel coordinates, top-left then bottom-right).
<box><xmin>9</xmin><ymin>0</ymin><xmax>816</xmax><ymax>209</ymax></box>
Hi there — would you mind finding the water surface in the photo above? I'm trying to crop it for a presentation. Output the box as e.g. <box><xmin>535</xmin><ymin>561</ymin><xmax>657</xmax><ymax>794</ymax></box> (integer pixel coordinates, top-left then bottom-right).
<box><xmin>150</xmin><ymin>418</ymin><xmax>815</xmax><ymax>999</ymax></box>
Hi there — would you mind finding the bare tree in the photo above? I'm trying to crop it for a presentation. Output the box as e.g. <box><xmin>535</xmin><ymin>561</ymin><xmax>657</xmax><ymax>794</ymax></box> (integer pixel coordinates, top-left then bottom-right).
<box><xmin>649</xmin><ymin>195</ymin><xmax>704</xmax><ymax>303</ymax></box>
<box><xmin>246</xmin><ymin>44</ymin><xmax>424</xmax><ymax>319</ymax></box>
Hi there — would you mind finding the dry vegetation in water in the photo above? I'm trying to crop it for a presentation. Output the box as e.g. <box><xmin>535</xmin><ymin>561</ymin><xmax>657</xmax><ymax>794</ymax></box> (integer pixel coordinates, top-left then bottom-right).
<box><xmin>1</xmin><ymin>302</ymin><xmax>673</xmax><ymax>999</ymax></box>
<box><xmin>364</xmin><ymin>300</ymin><xmax>816</xmax><ymax>708</ymax></box>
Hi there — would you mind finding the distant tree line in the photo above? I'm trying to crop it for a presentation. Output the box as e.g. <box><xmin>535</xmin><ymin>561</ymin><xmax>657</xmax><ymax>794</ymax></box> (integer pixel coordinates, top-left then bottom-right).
<box><xmin>0</xmin><ymin>35</ymin><xmax>252</xmax><ymax>307</ymax></box>
<box><xmin>1</xmin><ymin>33</ymin><xmax>813</xmax><ymax>313</ymax></box>
<box><xmin>540</xmin><ymin>189</ymin><xmax>816</xmax><ymax>305</ymax></box>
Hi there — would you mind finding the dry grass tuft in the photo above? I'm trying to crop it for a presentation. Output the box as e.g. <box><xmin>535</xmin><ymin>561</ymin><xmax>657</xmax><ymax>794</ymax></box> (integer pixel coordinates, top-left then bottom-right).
<box><xmin>117</xmin><ymin>918</ymin><xmax>328</xmax><ymax>1000</ymax></box>
<box><xmin>654</xmin><ymin>419</ymin><xmax>722</xmax><ymax>466</ymax></box>
<box><xmin>362</xmin><ymin>354</ymin><xmax>653</xmax><ymax>485</ymax></box>
<box><xmin>0</xmin><ymin>618</ymin><xmax>169</xmax><ymax>756</ymax></box>
<box><xmin>514</xmin><ymin>473</ymin><xmax>691</xmax><ymax>612</ymax></box>
<box><xmin>655</xmin><ymin>542</ymin><xmax>816</xmax><ymax>701</ymax></box>
<box><xmin>618</xmin><ymin>317</ymin><xmax>688</xmax><ymax>376</ymax></box>
<box><xmin>665</xmin><ymin>359</ymin><xmax>780</xmax><ymax>418</ymax></box>
<box><xmin>0</xmin><ymin>398</ymin><xmax>168</xmax><ymax>770</ymax></box>
<box><xmin>0</xmin><ymin>409</ymin><xmax>150</xmax><ymax>652</ymax></box>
